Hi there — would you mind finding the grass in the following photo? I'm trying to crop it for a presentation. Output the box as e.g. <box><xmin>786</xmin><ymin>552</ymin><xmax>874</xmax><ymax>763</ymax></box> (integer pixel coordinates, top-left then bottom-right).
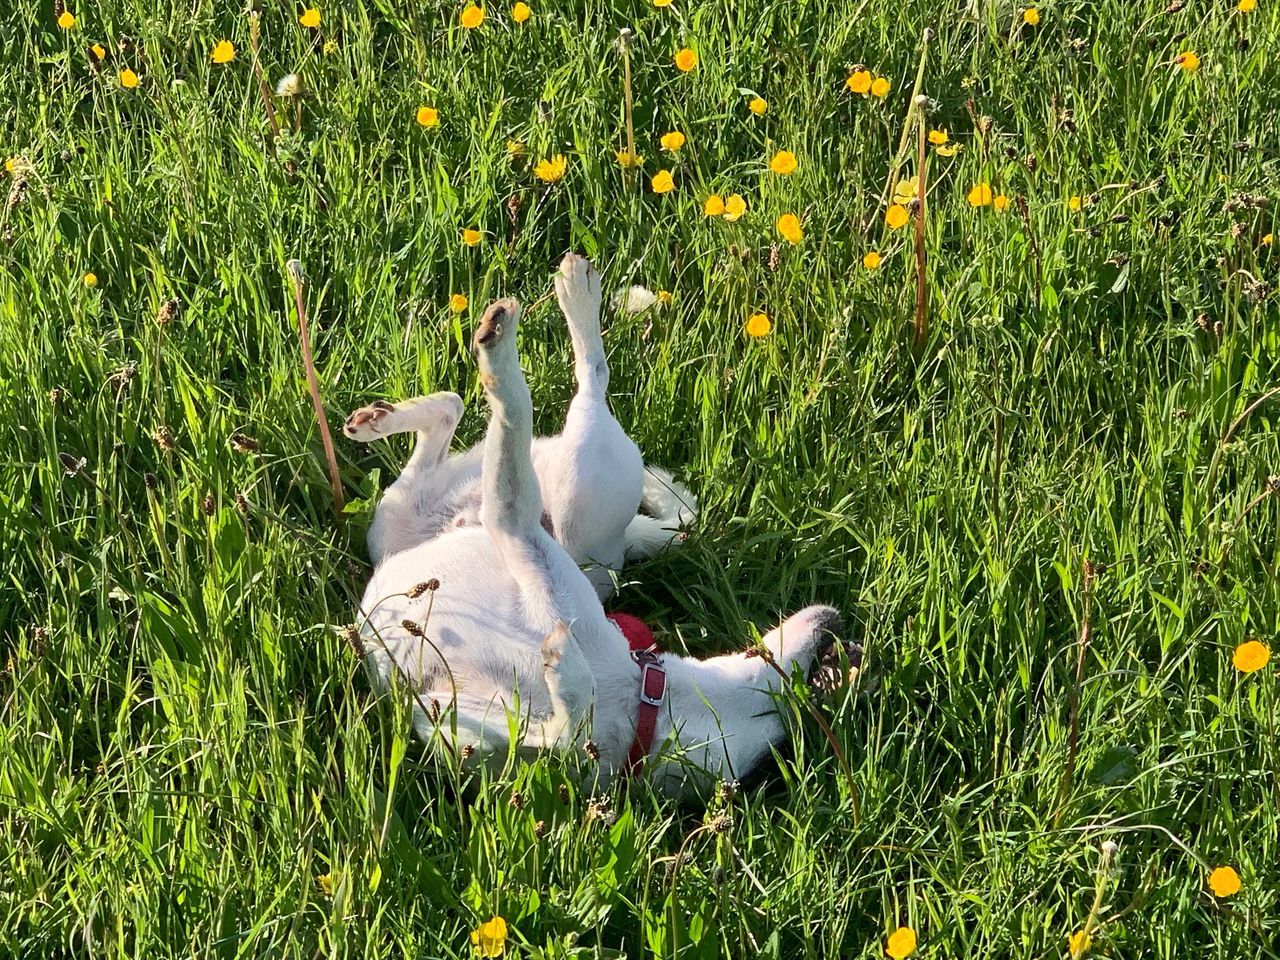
<box><xmin>2</xmin><ymin>0</ymin><xmax>1279</xmax><ymax>956</ymax></box>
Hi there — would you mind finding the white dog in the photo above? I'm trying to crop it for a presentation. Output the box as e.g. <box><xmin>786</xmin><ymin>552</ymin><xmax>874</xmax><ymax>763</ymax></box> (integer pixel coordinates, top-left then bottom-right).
<box><xmin>346</xmin><ymin>254</ymin><xmax>842</xmax><ymax>791</ymax></box>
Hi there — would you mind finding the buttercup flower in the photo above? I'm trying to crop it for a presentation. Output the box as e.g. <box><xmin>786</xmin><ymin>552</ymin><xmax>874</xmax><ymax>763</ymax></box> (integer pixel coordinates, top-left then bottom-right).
<box><xmin>651</xmin><ymin>169</ymin><xmax>675</xmax><ymax>194</ymax></box>
<box><xmin>512</xmin><ymin>2</ymin><xmax>531</xmax><ymax>22</ymax></box>
<box><xmin>462</xmin><ymin>228</ymin><xmax>483</xmax><ymax>246</ymax></box>
<box><xmin>461</xmin><ymin>5</ymin><xmax>485</xmax><ymax>28</ymax></box>
<box><xmin>316</xmin><ymin>873</ymin><xmax>334</xmax><ymax>896</ymax></box>
<box><xmin>968</xmin><ymin>182</ymin><xmax>994</xmax><ymax>207</ymax></box>
<box><xmin>657</xmin><ymin>290</ymin><xmax>673</xmax><ymax>306</ymax></box>
<box><xmin>993</xmin><ymin>194</ymin><xmax>1010</xmax><ymax>212</ymax></box>
<box><xmin>470</xmin><ymin>916</ymin><xmax>507</xmax><ymax>958</ymax></box>
<box><xmin>1233</xmin><ymin>639</ymin><xmax>1270</xmax><ymax>672</ymax></box>
<box><xmin>745</xmin><ymin>313</ymin><xmax>772</xmax><ymax>337</ymax></box>
<box><xmin>862</xmin><ymin>251</ymin><xmax>881</xmax><ymax>269</ymax></box>
<box><xmin>1208</xmin><ymin>866</ymin><xmax>1241</xmax><ymax>898</ymax></box>
<box><xmin>211</xmin><ymin>39</ymin><xmax>235</xmax><ymax>63</ymax></box>
<box><xmin>723</xmin><ymin>194</ymin><xmax>746</xmax><ymax>221</ymax></box>
<box><xmin>893</xmin><ymin>176</ymin><xmax>919</xmax><ymax>205</ymax></box>
<box><xmin>660</xmin><ymin>131</ymin><xmax>685</xmax><ymax>151</ymax></box>
<box><xmin>1263</xmin><ymin>233</ymin><xmax>1274</xmax><ymax>246</ymax></box>
<box><xmin>90</xmin><ymin>43</ymin><xmax>106</xmax><ymax>60</ymax></box>
<box><xmin>119</xmin><ymin>67</ymin><xmax>139</xmax><ymax>88</ymax></box>
<box><xmin>703</xmin><ymin>194</ymin><xmax>725</xmax><ymax>217</ymax></box>
<box><xmin>615</xmin><ymin>149</ymin><xmax>643</xmax><ymax>169</ymax></box>
<box><xmin>885</xmin><ymin>204</ymin><xmax>910</xmax><ymax>229</ymax></box>
<box><xmin>936</xmin><ymin>142</ymin><xmax>962</xmax><ymax>156</ymax></box>
<box><xmin>870</xmin><ymin>76</ymin><xmax>891</xmax><ymax>97</ymax></box>
<box><xmin>674</xmin><ymin>47</ymin><xmax>697</xmax><ymax>71</ymax></box>
<box><xmin>654</xmin><ymin>0</ymin><xmax>672</xmax><ymax>6</ymax></box>
<box><xmin>769</xmin><ymin>150</ymin><xmax>798</xmax><ymax>175</ymax></box>
<box><xmin>83</xmin><ymin>272</ymin><xmax>98</xmax><ymax>287</ymax></box>
<box><xmin>534</xmin><ymin>154</ymin><xmax>567</xmax><ymax>183</ymax></box>
<box><xmin>846</xmin><ymin>69</ymin><xmax>872</xmax><ymax>94</ymax></box>
<box><xmin>886</xmin><ymin>926</ymin><xmax>916</xmax><ymax>958</ymax></box>
<box><xmin>1023</xmin><ymin>6</ymin><xmax>1040</xmax><ymax>25</ymax></box>
<box><xmin>749</xmin><ymin>97</ymin><xmax>767</xmax><ymax>115</ymax></box>
<box><xmin>58</xmin><ymin>10</ymin><xmax>76</xmax><ymax>28</ymax></box>
<box><xmin>300</xmin><ymin>7</ymin><xmax>321</xmax><ymax>27</ymax></box>
<box><xmin>776</xmin><ymin>213</ymin><xmax>802</xmax><ymax>244</ymax></box>
<box><xmin>449</xmin><ymin>293</ymin><xmax>469</xmax><ymax>313</ymax></box>
<box><xmin>1239</xmin><ymin>0</ymin><xmax>1256</xmax><ymax>10</ymax></box>
<box><xmin>416</xmin><ymin>106</ymin><xmax>439</xmax><ymax>127</ymax></box>
<box><xmin>1068</xmin><ymin>195</ymin><xmax>1082</xmax><ymax>211</ymax></box>
<box><xmin>928</xmin><ymin>129</ymin><xmax>948</xmax><ymax>145</ymax></box>
<box><xmin>1175</xmin><ymin>50</ymin><xmax>1199</xmax><ymax>72</ymax></box>
<box><xmin>1067</xmin><ymin>930</ymin><xmax>1091</xmax><ymax>955</ymax></box>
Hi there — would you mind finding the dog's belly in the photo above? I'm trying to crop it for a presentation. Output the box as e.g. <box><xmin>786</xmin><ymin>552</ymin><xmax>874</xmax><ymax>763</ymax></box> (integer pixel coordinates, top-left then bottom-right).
<box><xmin>359</xmin><ymin>530</ymin><xmax>553</xmax><ymax>716</ymax></box>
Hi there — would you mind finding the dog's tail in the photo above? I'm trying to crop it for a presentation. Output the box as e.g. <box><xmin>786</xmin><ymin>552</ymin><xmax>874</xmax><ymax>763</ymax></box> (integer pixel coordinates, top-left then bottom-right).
<box><xmin>624</xmin><ymin>465</ymin><xmax>698</xmax><ymax>560</ymax></box>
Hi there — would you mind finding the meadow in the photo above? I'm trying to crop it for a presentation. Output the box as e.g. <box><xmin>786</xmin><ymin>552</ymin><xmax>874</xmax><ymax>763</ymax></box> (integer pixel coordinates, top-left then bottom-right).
<box><xmin>2</xmin><ymin>0</ymin><xmax>1279</xmax><ymax>955</ymax></box>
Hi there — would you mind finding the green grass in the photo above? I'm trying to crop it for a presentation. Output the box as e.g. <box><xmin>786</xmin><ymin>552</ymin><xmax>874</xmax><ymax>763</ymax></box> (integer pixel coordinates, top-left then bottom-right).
<box><xmin>2</xmin><ymin>0</ymin><xmax>1279</xmax><ymax>955</ymax></box>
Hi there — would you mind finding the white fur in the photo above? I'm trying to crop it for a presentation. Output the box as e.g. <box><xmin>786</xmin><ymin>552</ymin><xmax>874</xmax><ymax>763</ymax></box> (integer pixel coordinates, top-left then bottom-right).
<box><xmin>348</xmin><ymin>255</ymin><xmax>839</xmax><ymax>792</ymax></box>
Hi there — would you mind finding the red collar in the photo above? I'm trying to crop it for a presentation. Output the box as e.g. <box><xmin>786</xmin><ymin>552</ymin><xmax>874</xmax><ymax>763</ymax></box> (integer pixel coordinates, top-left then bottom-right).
<box><xmin>606</xmin><ymin>613</ymin><xmax>666</xmax><ymax>777</ymax></box>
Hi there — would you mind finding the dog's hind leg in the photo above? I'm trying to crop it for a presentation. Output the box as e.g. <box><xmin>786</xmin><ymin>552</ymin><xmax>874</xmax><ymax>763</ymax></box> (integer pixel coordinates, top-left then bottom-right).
<box><xmin>343</xmin><ymin>392</ymin><xmax>465</xmax><ymax>563</ymax></box>
<box><xmin>543</xmin><ymin>254</ymin><xmax>644</xmax><ymax>598</ymax></box>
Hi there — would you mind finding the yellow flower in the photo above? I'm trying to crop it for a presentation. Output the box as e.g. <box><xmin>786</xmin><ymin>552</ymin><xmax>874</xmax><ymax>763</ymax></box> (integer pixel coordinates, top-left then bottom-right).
<box><xmin>449</xmin><ymin>293</ymin><xmax>469</xmax><ymax>313</ymax></box>
<box><xmin>674</xmin><ymin>47</ymin><xmax>697</xmax><ymax>72</ymax></box>
<box><xmin>512</xmin><ymin>2</ymin><xmax>531</xmax><ymax>21</ymax></box>
<box><xmin>1023</xmin><ymin>6</ymin><xmax>1040</xmax><ymax>25</ymax></box>
<box><xmin>936</xmin><ymin>142</ymin><xmax>962</xmax><ymax>156</ymax></box>
<box><xmin>416</xmin><ymin>106</ymin><xmax>439</xmax><ymax>127</ymax></box>
<box><xmin>654</xmin><ymin>0</ymin><xmax>672</xmax><ymax>6</ymax></box>
<box><xmin>885</xmin><ymin>204</ymin><xmax>910</xmax><ymax>229</ymax></box>
<box><xmin>927</xmin><ymin>129</ymin><xmax>948</xmax><ymax>145</ymax></box>
<box><xmin>749</xmin><ymin>97</ymin><xmax>767</xmax><ymax>115</ymax></box>
<box><xmin>1068</xmin><ymin>195</ymin><xmax>1082</xmax><ymax>211</ymax></box>
<box><xmin>82</xmin><ymin>272</ymin><xmax>98</xmax><ymax>287</ymax></box>
<box><xmin>1233</xmin><ymin>640</ymin><xmax>1270</xmax><ymax>673</ymax></box>
<box><xmin>460</xmin><ymin>5</ymin><xmax>485</xmax><ymax>28</ymax></box>
<box><xmin>211</xmin><ymin>39</ymin><xmax>235</xmax><ymax>63</ymax></box>
<box><xmin>462</xmin><ymin>228</ymin><xmax>483</xmax><ymax>246</ymax></box>
<box><xmin>893</xmin><ymin>176</ymin><xmax>919</xmax><ymax>205</ymax></box>
<box><xmin>119</xmin><ymin>67</ymin><xmax>139</xmax><ymax>88</ymax></box>
<box><xmin>769</xmin><ymin>150</ymin><xmax>798</xmax><ymax>175</ymax></box>
<box><xmin>660</xmin><ymin>131</ymin><xmax>685</xmax><ymax>151</ymax></box>
<box><xmin>703</xmin><ymin>194</ymin><xmax>725</xmax><ymax>217</ymax></box>
<box><xmin>870</xmin><ymin>76</ymin><xmax>891</xmax><ymax>97</ymax></box>
<box><xmin>316</xmin><ymin>873</ymin><xmax>334</xmax><ymax>897</ymax></box>
<box><xmin>1208</xmin><ymin>866</ymin><xmax>1241</xmax><ymax>898</ymax></box>
<box><xmin>745</xmin><ymin>312</ymin><xmax>772</xmax><ymax>338</ymax></box>
<box><xmin>1238</xmin><ymin>0</ymin><xmax>1256</xmax><ymax>10</ymax></box>
<box><xmin>323</xmin><ymin>38</ymin><xmax>338</xmax><ymax>54</ymax></box>
<box><xmin>1067</xmin><ymin>930</ymin><xmax>1091</xmax><ymax>955</ymax></box>
<box><xmin>776</xmin><ymin>213</ymin><xmax>802</xmax><ymax>245</ymax></box>
<box><xmin>885</xmin><ymin>926</ymin><xmax>917</xmax><ymax>958</ymax></box>
<box><xmin>1175</xmin><ymin>50</ymin><xmax>1199</xmax><ymax>72</ymax></box>
<box><xmin>993</xmin><ymin>194</ymin><xmax>1010</xmax><ymax>212</ymax></box>
<box><xmin>506</xmin><ymin>139</ymin><xmax>525</xmax><ymax>157</ymax></box>
<box><xmin>534</xmin><ymin>154</ymin><xmax>567</xmax><ymax>183</ymax></box>
<box><xmin>657</xmin><ymin>289</ymin><xmax>673</xmax><ymax>306</ymax></box>
<box><xmin>862</xmin><ymin>251</ymin><xmax>881</xmax><ymax>269</ymax></box>
<box><xmin>651</xmin><ymin>169</ymin><xmax>675</xmax><ymax>194</ymax></box>
<box><xmin>615</xmin><ymin>149</ymin><xmax>643</xmax><ymax>169</ymax></box>
<box><xmin>1263</xmin><ymin>233</ymin><xmax>1274</xmax><ymax>246</ymax></box>
<box><xmin>846</xmin><ymin>69</ymin><xmax>872</xmax><ymax>94</ymax></box>
<box><xmin>300</xmin><ymin>7</ymin><xmax>321</xmax><ymax>27</ymax></box>
<box><xmin>723</xmin><ymin>194</ymin><xmax>746</xmax><ymax>221</ymax></box>
<box><xmin>470</xmin><ymin>916</ymin><xmax>507</xmax><ymax>958</ymax></box>
<box><xmin>967</xmin><ymin>182</ymin><xmax>994</xmax><ymax>207</ymax></box>
<box><xmin>90</xmin><ymin>43</ymin><xmax>106</xmax><ymax>60</ymax></box>
<box><xmin>58</xmin><ymin>10</ymin><xmax>76</xmax><ymax>28</ymax></box>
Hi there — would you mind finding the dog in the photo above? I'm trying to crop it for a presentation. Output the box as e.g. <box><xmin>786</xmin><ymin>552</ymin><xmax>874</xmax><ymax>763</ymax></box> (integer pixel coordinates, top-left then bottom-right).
<box><xmin>346</xmin><ymin>254</ymin><xmax>843</xmax><ymax>792</ymax></box>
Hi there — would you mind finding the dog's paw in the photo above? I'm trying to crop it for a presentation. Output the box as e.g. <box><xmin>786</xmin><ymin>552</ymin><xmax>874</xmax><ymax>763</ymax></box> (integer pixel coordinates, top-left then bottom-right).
<box><xmin>343</xmin><ymin>400</ymin><xmax>396</xmax><ymax>440</ymax></box>
<box><xmin>555</xmin><ymin>253</ymin><xmax>602</xmax><ymax>315</ymax></box>
<box><xmin>472</xmin><ymin>298</ymin><xmax>519</xmax><ymax>352</ymax></box>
